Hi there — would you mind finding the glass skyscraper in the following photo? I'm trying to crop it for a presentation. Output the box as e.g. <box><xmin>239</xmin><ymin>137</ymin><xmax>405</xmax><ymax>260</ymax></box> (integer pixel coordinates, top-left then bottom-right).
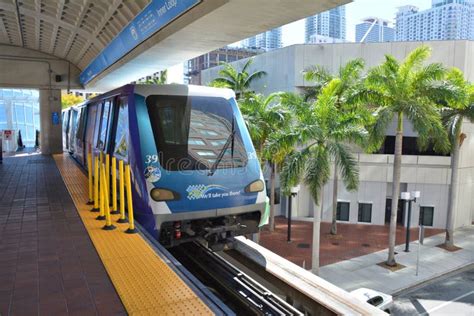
<box><xmin>355</xmin><ymin>18</ymin><xmax>395</xmax><ymax>43</ymax></box>
<box><xmin>305</xmin><ymin>6</ymin><xmax>346</xmax><ymax>43</ymax></box>
<box><xmin>396</xmin><ymin>0</ymin><xmax>474</xmax><ymax>41</ymax></box>
<box><xmin>243</xmin><ymin>27</ymin><xmax>282</xmax><ymax>51</ymax></box>
<box><xmin>0</xmin><ymin>89</ymin><xmax>40</xmax><ymax>147</ymax></box>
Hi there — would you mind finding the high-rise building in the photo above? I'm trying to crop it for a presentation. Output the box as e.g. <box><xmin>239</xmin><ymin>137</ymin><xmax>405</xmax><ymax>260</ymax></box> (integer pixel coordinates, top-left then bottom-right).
<box><xmin>243</xmin><ymin>27</ymin><xmax>282</xmax><ymax>51</ymax></box>
<box><xmin>186</xmin><ymin>46</ymin><xmax>263</xmax><ymax>85</ymax></box>
<box><xmin>305</xmin><ymin>6</ymin><xmax>346</xmax><ymax>43</ymax></box>
<box><xmin>396</xmin><ymin>0</ymin><xmax>474</xmax><ymax>41</ymax></box>
<box><xmin>356</xmin><ymin>17</ymin><xmax>395</xmax><ymax>43</ymax></box>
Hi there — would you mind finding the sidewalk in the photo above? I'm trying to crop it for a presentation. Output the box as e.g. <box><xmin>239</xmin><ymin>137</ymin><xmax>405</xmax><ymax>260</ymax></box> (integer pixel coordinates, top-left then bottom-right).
<box><xmin>319</xmin><ymin>225</ymin><xmax>474</xmax><ymax>295</ymax></box>
<box><xmin>259</xmin><ymin>217</ymin><xmax>443</xmax><ymax>267</ymax></box>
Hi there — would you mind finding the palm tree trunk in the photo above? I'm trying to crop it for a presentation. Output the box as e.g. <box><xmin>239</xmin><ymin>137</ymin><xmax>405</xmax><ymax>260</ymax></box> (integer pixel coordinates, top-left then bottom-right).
<box><xmin>312</xmin><ymin>191</ymin><xmax>323</xmax><ymax>275</ymax></box>
<box><xmin>445</xmin><ymin>127</ymin><xmax>461</xmax><ymax>247</ymax></box>
<box><xmin>387</xmin><ymin>112</ymin><xmax>403</xmax><ymax>266</ymax></box>
<box><xmin>269</xmin><ymin>162</ymin><xmax>276</xmax><ymax>232</ymax></box>
<box><xmin>330</xmin><ymin>163</ymin><xmax>338</xmax><ymax>235</ymax></box>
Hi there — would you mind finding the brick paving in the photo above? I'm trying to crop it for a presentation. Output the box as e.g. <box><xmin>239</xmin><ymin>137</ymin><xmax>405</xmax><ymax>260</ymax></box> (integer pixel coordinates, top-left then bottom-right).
<box><xmin>0</xmin><ymin>154</ymin><xmax>125</xmax><ymax>315</ymax></box>
<box><xmin>260</xmin><ymin>217</ymin><xmax>444</xmax><ymax>269</ymax></box>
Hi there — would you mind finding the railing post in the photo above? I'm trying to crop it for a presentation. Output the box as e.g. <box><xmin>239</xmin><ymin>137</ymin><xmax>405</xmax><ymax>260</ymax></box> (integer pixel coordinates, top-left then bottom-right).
<box><xmin>105</xmin><ymin>154</ymin><xmax>110</xmax><ymax>198</ymax></box>
<box><xmin>117</xmin><ymin>159</ymin><xmax>127</xmax><ymax>223</ymax></box>
<box><xmin>87</xmin><ymin>152</ymin><xmax>94</xmax><ymax>205</ymax></box>
<box><xmin>101</xmin><ymin>163</ymin><xmax>116</xmax><ymax>230</ymax></box>
<box><xmin>96</xmin><ymin>157</ymin><xmax>106</xmax><ymax>220</ymax></box>
<box><xmin>125</xmin><ymin>164</ymin><xmax>137</xmax><ymax>234</ymax></box>
<box><xmin>111</xmin><ymin>156</ymin><xmax>119</xmax><ymax>214</ymax></box>
<box><xmin>91</xmin><ymin>155</ymin><xmax>100</xmax><ymax>212</ymax></box>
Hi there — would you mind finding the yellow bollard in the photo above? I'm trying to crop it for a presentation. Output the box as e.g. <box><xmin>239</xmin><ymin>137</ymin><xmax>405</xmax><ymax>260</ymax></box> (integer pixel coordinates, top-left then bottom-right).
<box><xmin>117</xmin><ymin>160</ymin><xmax>127</xmax><ymax>223</ymax></box>
<box><xmin>87</xmin><ymin>152</ymin><xmax>94</xmax><ymax>205</ymax></box>
<box><xmin>125</xmin><ymin>164</ymin><xmax>137</xmax><ymax>234</ymax></box>
<box><xmin>110</xmin><ymin>156</ymin><xmax>120</xmax><ymax>214</ymax></box>
<box><xmin>91</xmin><ymin>155</ymin><xmax>100</xmax><ymax>212</ymax></box>
<box><xmin>101</xmin><ymin>164</ymin><xmax>116</xmax><ymax>230</ymax></box>
<box><xmin>96</xmin><ymin>162</ymin><xmax>106</xmax><ymax>220</ymax></box>
<box><xmin>105</xmin><ymin>154</ymin><xmax>110</xmax><ymax>199</ymax></box>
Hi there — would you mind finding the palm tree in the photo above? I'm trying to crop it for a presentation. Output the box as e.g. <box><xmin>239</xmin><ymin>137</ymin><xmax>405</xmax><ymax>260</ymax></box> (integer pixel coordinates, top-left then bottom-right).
<box><xmin>364</xmin><ymin>45</ymin><xmax>452</xmax><ymax>266</ymax></box>
<box><xmin>210</xmin><ymin>58</ymin><xmax>266</xmax><ymax>99</ymax></box>
<box><xmin>304</xmin><ymin>59</ymin><xmax>367</xmax><ymax>235</ymax></box>
<box><xmin>442</xmin><ymin>68</ymin><xmax>474</xmax><ymax>248</ymax></box>
<box><xmin>239</xmin><ymin>93</ymin><xmax>291</xmax><ymax>231</ymax></box>
<box><xmin>279</xmin><ymin>80</ymin><xmax>367</xmax><ymax>274</ymax></box>
<box><xmin>145</xmin><ymin>70</ymin><xmax>167</xmax><ymax>85</ymax></box>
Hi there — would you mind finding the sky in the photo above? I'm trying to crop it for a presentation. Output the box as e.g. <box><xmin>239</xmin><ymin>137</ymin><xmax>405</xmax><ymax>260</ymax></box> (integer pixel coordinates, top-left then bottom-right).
<box><xmin>282</xmin><ymin>0</ymin><xmax>432</xmax><ymax>45</ymax></box>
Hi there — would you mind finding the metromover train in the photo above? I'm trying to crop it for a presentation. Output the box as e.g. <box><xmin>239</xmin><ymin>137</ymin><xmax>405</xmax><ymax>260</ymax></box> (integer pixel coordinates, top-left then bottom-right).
<box><xmin>62</xmin><ymin>84</ymin><xmax>269</xmax><ymax>247</ymax></box>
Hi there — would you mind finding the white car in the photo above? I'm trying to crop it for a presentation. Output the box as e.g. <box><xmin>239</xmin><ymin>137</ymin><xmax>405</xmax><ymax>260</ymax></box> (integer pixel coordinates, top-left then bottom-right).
<box><xmin>350</xmin><ymin>288</ymin><xmax>393</xmax><ymax>313</ymax></box>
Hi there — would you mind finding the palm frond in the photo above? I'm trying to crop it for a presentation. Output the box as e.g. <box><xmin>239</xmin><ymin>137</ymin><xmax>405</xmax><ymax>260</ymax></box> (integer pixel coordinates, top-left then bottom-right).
<box><xmin>303</xmin><ymin>147</ymin><xmax>331</xmax><ymax>204</ymax></box>
<box><xmin>241</xmin><ymin>58</ymin><xmax>255</xmax><ymax>74</ymax></box>
<box><xmin>328</xmin><ymin>142</ymin><xmax>359</xmax><ymax>191</ymax></box>
<box><xmin>243</xmin><ymin>70</ymin><xmax>267</xmax><ymax>89</ymax></box>
<box><xmin>280</xmin><ymin>147</ymin><xmax>312</xmax><ymax>195</ymax></box>
<box><xmin>303</xmin><ymin>65</ymin><xmax>332</xmax><ymax>84</ymax></box>
<box><xmin>399</xmin><ymin>45</ymin><xmax>431</xmax><ymax>78</ymax></box>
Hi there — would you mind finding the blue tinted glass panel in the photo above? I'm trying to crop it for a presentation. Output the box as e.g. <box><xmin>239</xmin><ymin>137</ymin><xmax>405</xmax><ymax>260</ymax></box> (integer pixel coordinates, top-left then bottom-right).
<box><xmin>15</xmin><ymin>105</ymin><xmax>25</xmax><ymax>123</ymax></box>
<box><xmin>24</xmin><ymin>106</ymin><xmax>33</xmax><ymax>124</ymax></box>
<box><xmin>0</xmin><ymin>104</ymin><xmax>6</xmax><ymax>123</ymax></box>
<box><xmin>26</xmin><ymin>126</ymin><xmax>34</xmax><ymax>141</ymax></box>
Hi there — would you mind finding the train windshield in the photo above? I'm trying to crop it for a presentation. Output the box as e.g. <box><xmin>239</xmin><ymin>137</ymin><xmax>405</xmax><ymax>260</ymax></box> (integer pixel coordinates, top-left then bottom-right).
<box><xmin>146</xmin><ymin>95</ymin><xmax>248</xmax><ymax>171</ymax></box>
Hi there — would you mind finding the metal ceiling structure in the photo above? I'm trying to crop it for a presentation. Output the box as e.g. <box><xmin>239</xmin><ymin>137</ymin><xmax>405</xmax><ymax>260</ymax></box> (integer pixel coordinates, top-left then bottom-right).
<box><xmin>0</xmin><ymin>0</ymin><xmax>150</xmax><ymax>70</ymax></box>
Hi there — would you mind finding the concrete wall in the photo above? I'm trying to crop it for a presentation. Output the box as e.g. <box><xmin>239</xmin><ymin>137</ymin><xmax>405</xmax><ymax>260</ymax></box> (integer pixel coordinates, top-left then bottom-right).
<box><xmin>0</xmin><ymin>45</ymin><xmax>82</xmax><ymax>90</ymax></box>
<box><xmin>456</xmin><ymin>119</ymin><xmax>474</xmax><ymax>228</ymax></box>
<box><xmin>0</xmin><ymin>45</ymin><xmax>77</xmax><ymax>155</ymax></box>
<box><xmin>39</xmin><ymin>89</ymin><xmax>62</xmax><ymax>155</ymax></box>
<box><xmin>289</xmin><ymin>154</ymin><xmax>452</xmax><ymax>229</ymax></box>
<box><xmin>202</xmin><ymin>40</ymin><xmax>474</xmax><ymax>91</ymax></box>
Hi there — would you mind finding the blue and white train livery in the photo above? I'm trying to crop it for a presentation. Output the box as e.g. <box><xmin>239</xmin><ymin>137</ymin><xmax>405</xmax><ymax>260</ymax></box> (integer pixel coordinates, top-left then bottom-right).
<box><xmin>62</xmin><ymin>84</ymin><xmax>269</xmax><ymax>247</ymax></box>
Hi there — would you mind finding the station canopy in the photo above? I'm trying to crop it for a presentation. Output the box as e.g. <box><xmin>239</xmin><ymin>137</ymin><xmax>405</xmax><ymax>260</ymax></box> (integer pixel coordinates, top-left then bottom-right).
<box><xmin>0</xmin><ymin>0</ymin><xmax>150</xmax><ymax>71</ymax></box>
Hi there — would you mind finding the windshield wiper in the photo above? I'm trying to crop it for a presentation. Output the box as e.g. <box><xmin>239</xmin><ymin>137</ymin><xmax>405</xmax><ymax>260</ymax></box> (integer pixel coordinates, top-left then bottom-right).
<box><xmin>208</xmin><ymin>116</ymin><xmax>235</xmax><ymax>176</ymax></box>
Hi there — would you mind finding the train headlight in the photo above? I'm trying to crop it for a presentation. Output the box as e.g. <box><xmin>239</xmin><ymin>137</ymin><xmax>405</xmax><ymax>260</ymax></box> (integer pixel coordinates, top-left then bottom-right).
<box><xmin>150</xmin><ymin>188</ymin><xmax>180</xmax><ymax>201</ymax></box>
<box><xmin>245</xmin><ymin>180</ymin><xmax>265</xmax><ymax>193</ymax></box>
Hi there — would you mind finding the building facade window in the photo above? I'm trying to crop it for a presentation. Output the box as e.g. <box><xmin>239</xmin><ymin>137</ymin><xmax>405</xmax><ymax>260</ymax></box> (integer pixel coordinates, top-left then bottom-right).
<box><xmin>420</xmin><ymin>206</ymin><xmax>434</xmax><ymax>226</ymax></box>
<box><xmin>358</xmin><ymin>203</ymin><xmax>372</xmax><ymax>223</ymax></box>
<box><xmin>336</xmin><ymin>202</ymin><xmax>350</xmax><ymax>221</ymax></box>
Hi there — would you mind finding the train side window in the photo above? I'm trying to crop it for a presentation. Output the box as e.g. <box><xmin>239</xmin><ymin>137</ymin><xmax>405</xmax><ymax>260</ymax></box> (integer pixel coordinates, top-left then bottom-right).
<box><xmin>97</xmin><ymin>100</ymin><xmax>112</xmax><ymax>150</ymax></box>
<box><xmin>104</xmin><ymin>98</ymin><xmax>116</xmax><ymax>151</ymax></box>
<box><xmin>113</xmin><ymin>97</ymin><xmax>129</xmax><ymax>160</ymax></box>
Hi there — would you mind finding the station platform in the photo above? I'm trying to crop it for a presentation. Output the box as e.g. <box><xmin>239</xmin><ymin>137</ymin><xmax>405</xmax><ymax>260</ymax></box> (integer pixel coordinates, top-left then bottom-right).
<box><xmin>0</xmin><ymin>153</ymin><xmax>214</xmax><ymax>315</ymax></box>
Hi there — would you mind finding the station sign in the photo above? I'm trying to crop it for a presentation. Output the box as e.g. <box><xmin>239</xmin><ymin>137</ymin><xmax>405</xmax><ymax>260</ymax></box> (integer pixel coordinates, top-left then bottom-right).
<box><xmin>80</xmin><ymin>0</ymin><xmax>201</xmax><ymax>85</ymax></box>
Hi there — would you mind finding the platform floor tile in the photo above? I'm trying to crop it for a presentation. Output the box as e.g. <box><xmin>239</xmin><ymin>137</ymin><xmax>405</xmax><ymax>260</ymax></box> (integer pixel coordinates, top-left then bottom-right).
<box><xmin>53</xmin><ymin>154</ymin><xmax>213</xmax><ymax>315</ymax></box>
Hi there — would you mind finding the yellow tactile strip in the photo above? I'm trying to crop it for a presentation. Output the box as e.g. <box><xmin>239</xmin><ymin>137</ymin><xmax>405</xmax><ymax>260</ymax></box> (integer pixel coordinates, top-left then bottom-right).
<box><xmin>53</xmin><ymin>154</ymin><xmax>213</xmax><ymax>316</ymax></box>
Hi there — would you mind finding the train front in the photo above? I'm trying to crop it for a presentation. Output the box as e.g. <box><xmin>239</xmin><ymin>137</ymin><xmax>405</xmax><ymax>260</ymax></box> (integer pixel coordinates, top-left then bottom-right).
<box><xmin>132</xmin><ymin>85</ymin><xmax>268</xmax><ymax>247</ymax></box>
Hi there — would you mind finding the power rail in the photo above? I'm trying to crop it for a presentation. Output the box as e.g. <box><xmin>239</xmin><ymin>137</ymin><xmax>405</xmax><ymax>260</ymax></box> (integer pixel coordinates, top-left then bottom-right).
<box><xmin>170</xmin><ymin>242</ymin><xmax>303</xmax><ymax>316</ymax></box>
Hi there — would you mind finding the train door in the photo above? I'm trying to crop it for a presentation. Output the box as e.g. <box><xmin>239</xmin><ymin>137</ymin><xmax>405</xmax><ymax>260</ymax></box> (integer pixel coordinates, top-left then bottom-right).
<box><xmin>62</xmin><ymin>109</ymin><xmax>70</xmax><ymax>151</ymax></box>
<box><xmin>97</xmin><ymin>98</ymin><xmax>113</xmax><ymax>154</ymax></box>
<box><xmin>68</xmin><ymin>109</ymin><xmax>78</xmax><ymax>154</ymax></box>
<box><xmin>74</xmin><ymin>106</ymin><xmax>87</xmax><ymax>166</ymax></box>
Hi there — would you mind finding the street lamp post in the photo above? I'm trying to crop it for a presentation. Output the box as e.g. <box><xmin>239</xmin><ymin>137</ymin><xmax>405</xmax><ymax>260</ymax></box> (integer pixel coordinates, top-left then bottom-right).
<box><xmin>401</xmin><ymin>191</ymin><xmax>421</xmax><ymax>252</ymax></box>
<box><xmin>287</xmin><ymin>185</ymin><xmax>300</xmax><ymax>242</ymax></box>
